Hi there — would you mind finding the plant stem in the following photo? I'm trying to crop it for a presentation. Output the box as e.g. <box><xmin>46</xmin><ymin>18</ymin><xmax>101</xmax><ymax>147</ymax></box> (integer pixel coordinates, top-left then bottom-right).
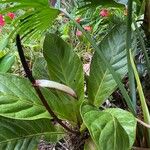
<box><xmin>136</xmin><ymin>118</ymin><xmax>150</xmax><ymax>129</ymax></box>
<box><xmin>16</xmin><ymin>34</ymin><xmax>79</xmax><ymax>135</ymax></box>
<box><xmin>126</xmin><ymin>0</ymin><xmax>136</xmax><ymax>111</ymax></box>
<box><xmin>130</xmin><ymin>50</ymin><xmax>150</xmax><ymax>146</ymax></box>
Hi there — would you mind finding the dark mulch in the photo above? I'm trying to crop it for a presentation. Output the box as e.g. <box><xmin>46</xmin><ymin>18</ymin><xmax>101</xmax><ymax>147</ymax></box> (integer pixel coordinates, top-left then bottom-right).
<box><xmin>38</xmin><ymin>131</ymin><xmax>89</xmax><ymax>150</ymax></box>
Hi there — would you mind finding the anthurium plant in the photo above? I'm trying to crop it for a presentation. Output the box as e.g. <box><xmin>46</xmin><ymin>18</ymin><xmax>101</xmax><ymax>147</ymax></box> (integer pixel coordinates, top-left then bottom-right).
<box><xmin>0</xmin><ymin>26</ymin><xmax>137</xmax><ymax>149</ymax></box>
<box><xmin>0</xmin><ymin>0</ymin><xmax>150</xmax><ymax>150</ymax></box>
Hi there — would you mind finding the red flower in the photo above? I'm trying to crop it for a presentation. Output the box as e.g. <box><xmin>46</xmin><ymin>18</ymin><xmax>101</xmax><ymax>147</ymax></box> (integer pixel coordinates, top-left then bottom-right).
<box><xmin>76</xmin><ymin>30</ymin><xmax>82</xmax><ymax>36</ymax></box>
<box><xmin>75</xmin><ymin>17</ymin><xmax>81</xmax><ymax>23</ymax></box>
<box><xmin>0</xmin><ymin>14</ymin><xmax>5</xmax><ymax>27</ymax></box>
<box><xmin>84</xmin><ymin>26</ymin><xmax>92</xmax><ymax>31</ymax></box>
<box><xmin>7</xmin><ymin>12</ymin><xmax>15</xmax><ymax>20</ymax></box>
<box><xmin>99</xmin><ymin>9</ymin><xmax>109</xmax><ymax>17</ymax></box>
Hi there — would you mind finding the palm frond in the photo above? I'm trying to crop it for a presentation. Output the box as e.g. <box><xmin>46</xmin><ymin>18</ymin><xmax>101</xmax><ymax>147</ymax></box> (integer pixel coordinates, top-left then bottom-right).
<box><xmin>0</xmin><ymin>0</ymin><xmax>60</xmax><ymax>45</ymax></box>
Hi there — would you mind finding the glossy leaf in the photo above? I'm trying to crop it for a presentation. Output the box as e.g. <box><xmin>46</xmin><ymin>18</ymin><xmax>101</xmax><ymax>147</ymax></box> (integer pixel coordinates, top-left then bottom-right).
<box><xmin>0</xmin><ymin>54</ymin><xmax>15</xmax><ymax>73</ymax></box>
<box><xmin>88</xmin><ymin>25</ymin><xmax>136</xmax><ymax>106</ymax></box>
<box><xmin>43</xmin><ymin>33</ymin><xmax>84</xmax><ymax>100</ymax></box>
<box><xmin>81</xmin><ymin>104</ymin><xmax>137</xmax><ymax>150</ymax></box>
<box><xmin>0</xmin><ymin>116</ymin><xmax>64</xmax><ymax>149</ymax></box>
<box><xmin>32</xmin><ymin>57</ymin><xmax>78</xmax><ymax>123</ymax></box>
<box><xmin>41</xmin><ymin>88</ymin><xmax>79</xmax><ymax>123</ymax></box>
<box><xmin>0</xmin><ymin>73</ymin><xmax>50</xmax><ymax>120</ymax></box>
<box><xmin>42</xmin><ymin>33</ymin><xmax>84</xmax><ymax>123</ymax></box>
<box><xmin>104</xmin><ymin>108</ymin><xmax>137</xmax><ymax>147</ymax></box>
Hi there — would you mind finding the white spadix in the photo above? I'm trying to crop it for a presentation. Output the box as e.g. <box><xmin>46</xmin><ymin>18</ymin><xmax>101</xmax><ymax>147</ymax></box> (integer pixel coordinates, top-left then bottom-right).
<box><xmin>35</xmin><ymin>80</ymin><xmax>77</xmax><ymax>99</ymax></box>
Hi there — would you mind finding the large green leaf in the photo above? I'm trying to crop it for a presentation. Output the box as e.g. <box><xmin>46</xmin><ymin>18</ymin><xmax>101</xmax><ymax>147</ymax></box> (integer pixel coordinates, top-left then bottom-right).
<box><xmin>32</xmin><ymin>57</ymin><xmax>80</xmax><ymax>123</ymax></box>
<box><xmin>104</xmin><ymin>108</ymin><xmax>137</xmax><ymax>147</ymax></box>
<box><xmin>0</xmin><ymin>116</ymin><xmax>63</xmax><ymax>149</ymax></box>
<box><xmin>0</xmin><ymin>73</ymin><xmax>50</xmax><ymax>120</ymax></box>
<box><xmin>0</xmin><ymin>73</ymin><xmax>78</xmax><ymax>123</ymax></box>
<box><xmin>42</xmin><ymin>33</ymin><xmax>84</xmax><ymax>123</ymax></box>
<box><xmin>43</xmin><ymin>33</ymin><xmax>84</xmax><ymax>100</ymax></box>
<box><xmin>81</xmin><ymin>104</ymin><xmax>137</xmax><ymax>150</ymax></box>
<box><xmin>41</xmin><ymin>89</ymin><xmax>79</xmax><ymax>123</ymax></box>
<box><xmin>88</xmin><ymin>25</ymin><xmax>136</xmax><ymax>106</ymax></box>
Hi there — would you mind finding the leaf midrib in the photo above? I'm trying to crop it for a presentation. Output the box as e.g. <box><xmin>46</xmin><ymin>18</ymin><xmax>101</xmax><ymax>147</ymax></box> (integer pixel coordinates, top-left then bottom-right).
<box><xmin>0</xmin><ymin>132</ymin><xmax>64</xmax><ymax>144</ymax></box>
<box><xmin>0</xmin><ymin>93</ymin><xmax>46</xmax><ymax>109</ymax></box>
